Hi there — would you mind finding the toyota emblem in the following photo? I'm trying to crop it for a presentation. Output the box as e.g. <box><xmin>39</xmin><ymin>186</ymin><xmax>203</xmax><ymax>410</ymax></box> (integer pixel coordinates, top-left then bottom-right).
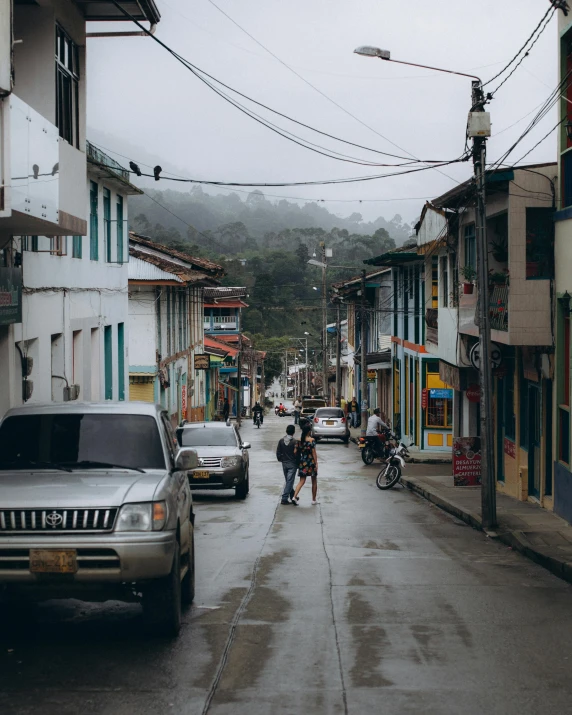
<box><xmin>46</xmin><ymin>511</ymin><xmax>63</xmax><ymax>528</ymax></box>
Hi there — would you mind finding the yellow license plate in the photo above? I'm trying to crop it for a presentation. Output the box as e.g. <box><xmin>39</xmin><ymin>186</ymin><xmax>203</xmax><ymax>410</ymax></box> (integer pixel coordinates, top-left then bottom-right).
<box><xmin>326</xmin><ymin>421</ymin><xmax>335</xmax><ymax>425</ymax></box>
<box><xmin>30</xmin><ymin>549</ymin><xmax>77</xmax><ymax>574</ymax></box>
<box><xmin>192</xmin><ymin>470</ymin><xmax>211</xmax><ymax>479</ymax></box>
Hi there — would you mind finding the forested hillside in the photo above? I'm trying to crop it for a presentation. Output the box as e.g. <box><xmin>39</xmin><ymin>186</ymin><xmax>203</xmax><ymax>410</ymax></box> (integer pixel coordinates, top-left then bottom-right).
<box><xmin>129</xmin><ymin>187</ymin><xmax>403</xmax><ymax>350</ymax></box>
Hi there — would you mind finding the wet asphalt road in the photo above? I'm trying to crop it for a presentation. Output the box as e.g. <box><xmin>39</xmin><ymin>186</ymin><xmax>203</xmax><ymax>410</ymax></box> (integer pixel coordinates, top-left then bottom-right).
<box><xmin>1</xmin><ymin>414</ymin><xmax>572</xmax><ymax>715</ymax></box>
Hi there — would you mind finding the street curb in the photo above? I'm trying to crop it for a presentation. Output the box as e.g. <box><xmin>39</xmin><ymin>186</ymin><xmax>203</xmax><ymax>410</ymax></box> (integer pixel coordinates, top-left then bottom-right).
<box><xmin>401</xmin><ymin>475</ymin><xmax>572</xmax><ymax>586</ymax></box>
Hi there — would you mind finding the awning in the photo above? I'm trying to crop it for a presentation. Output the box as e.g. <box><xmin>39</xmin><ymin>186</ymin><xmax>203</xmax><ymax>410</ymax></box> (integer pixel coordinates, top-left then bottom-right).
<box><xmin>368</xmin><ymin>362</ymin><xmax>392</xmax><ymax>370</ymax></box>
<box><xmin>204</xmin><ymin>336</ymin><xmax>238</xmax><ymax>358</ymax></box>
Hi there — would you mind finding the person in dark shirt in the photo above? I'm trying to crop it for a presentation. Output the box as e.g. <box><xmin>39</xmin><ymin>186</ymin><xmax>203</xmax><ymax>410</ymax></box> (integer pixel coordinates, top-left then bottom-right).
<box><xmin>276</xmin><ymin>424</ymin><xmax>298</xmax><ymax>505</ymax></box>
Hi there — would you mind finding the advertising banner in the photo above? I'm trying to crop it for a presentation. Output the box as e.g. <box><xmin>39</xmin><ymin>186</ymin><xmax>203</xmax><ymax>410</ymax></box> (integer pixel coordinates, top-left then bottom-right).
<box><xmin>453</xmin><ymin>436</ymin><xmax>482</xmax><ymax>487</ymax></box>
<box><xmin>0</xmin><ymin>268</ymin><xmax>22</xmax><ymax>326</ymax></box>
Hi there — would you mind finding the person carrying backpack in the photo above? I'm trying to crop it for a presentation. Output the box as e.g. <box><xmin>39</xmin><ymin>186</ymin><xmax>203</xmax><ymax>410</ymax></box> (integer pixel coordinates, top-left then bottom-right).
<box><xmin>276</xmin><ymin>424</ymin><xmax>299</xmax><ymax>506</ymax></box>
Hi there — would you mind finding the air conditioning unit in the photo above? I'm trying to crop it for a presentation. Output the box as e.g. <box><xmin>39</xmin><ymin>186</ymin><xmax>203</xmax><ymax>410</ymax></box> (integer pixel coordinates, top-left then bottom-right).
<box><xmin>63</xmin><ymin>384</ymin><xmax>80</xmax><ymax>401</ymax></box>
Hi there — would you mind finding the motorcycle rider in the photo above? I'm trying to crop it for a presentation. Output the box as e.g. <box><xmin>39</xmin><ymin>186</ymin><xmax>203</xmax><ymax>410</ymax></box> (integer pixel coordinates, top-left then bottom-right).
<box><xmin>253</xmin><ymin>401</ymin><xmax>264</xmax><ymax>425</ymax></box>
<box><xmin>366</xmin><ymin>408</ymin><xmax>390</xmax><ymax>457</ymax></box>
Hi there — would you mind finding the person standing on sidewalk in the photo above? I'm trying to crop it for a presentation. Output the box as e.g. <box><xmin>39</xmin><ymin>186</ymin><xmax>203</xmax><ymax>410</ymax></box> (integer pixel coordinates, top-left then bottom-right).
<box><xmin>293</xmin><ymin>423</ymin><xmax>319</xmax><ymax>505</ymax></box>
<box><xmin>349</xmin><ymin>397</ymin><xmax>359</xmax><ymax>428</ymax></box>
<box><xmin>293</xmin><ymin>397</ymin><xmax>301</xmax><ymax>425</ymax></box>
<box><xmin>276</xmin><ymin>424</ymin><xmax>299</xmax><ymax>506</ymax></box>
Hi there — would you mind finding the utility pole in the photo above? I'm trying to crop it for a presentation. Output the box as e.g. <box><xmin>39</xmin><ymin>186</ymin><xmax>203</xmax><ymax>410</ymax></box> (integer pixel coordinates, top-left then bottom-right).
<box><xmin>360</xmin><ymin>270</ymin><xmax>368</xmax><ymax>438</ymax></box>
<box><xmin>335</xmin><ymin>300</ymin><xmax>342</xmax><ymax>407</ymax></box>
<box><xmin>321</xmin><ymin>242</ymin><xmax>328</xmax><ymax>402</ymax></box>
<box><xmin>471</xmin><ymin>80</ymin><xmax>496</xmax><ymax>529</ymax></box>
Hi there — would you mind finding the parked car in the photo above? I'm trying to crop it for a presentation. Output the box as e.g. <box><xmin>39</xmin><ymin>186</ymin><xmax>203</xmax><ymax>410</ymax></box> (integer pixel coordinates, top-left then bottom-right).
<box><xmin>0</xmin><ymin>402</ymin><xmax>198</xmax><ymax>637</ymax></box>
<box><xmin>300</xmin><ymin>398</ymin><xmax>328</xmax><ymax>427</ymax></box>
<box><xmin>311</xmin><ymin>407</ymin><xmax>350</xmax><ymax>443</ymax></box>
<box><xmin>177</xmin><ymin>422</ymin><xmax>251</xmax><ymax>499</ymax></box>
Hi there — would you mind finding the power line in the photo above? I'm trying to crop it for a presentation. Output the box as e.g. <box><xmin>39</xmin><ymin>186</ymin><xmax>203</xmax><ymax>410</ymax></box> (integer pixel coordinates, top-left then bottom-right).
<box><xmin>483</xmin><ymin>4</ymin><xmax>556</xmax><ymax>88</ymax></box>
<box><xmin>487</xmin><ymin>7</ymin><xmax>555</xmax><ymax>98</ymax></box>
<box><xmin>108</xmin><ymin>0</ymin><xmax>466</xmax><ymax>169</ymax></box>
<box><xmin>204</xmin><ymin>0</ymin><xmax>428</xmax><ymax>162</ymax></box>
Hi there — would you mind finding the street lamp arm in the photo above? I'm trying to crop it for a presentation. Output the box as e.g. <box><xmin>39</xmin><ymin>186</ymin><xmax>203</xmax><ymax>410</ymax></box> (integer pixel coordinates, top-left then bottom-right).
<box><xmin>380</xmin><ymin>56</ymin><xmax>481</xmax><ymax>83</ymax></box>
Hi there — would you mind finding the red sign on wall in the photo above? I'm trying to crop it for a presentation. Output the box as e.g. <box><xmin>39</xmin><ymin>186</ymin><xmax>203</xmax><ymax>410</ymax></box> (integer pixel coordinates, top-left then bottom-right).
<box><xmin>181</xmin><ymin>385</ymin><xmax>187</xmax><ymax>418</ymax></box>
<box><xmin>504</xmin><ymin>438</ymin><xmax>516</xmax><ymax>459</ymax></box>
<box><xmin>421</xmin><ymin>388</ymin><xmax>428</xmax><ymax>409</ymax></box>
<box><xmin>466</xmin><ymin>384</ymin><xmax>481</xmax><ymax>403</ymax></box>
<box><xmin>453</xmin><ymin>437</ymin><xmax>482</xmax><ymax>487</ymax></box>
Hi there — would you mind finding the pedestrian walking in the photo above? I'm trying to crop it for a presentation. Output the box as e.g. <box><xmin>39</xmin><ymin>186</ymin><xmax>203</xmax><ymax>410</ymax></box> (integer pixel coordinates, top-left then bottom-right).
<box><xmin>292</xmin><ymin>424</ymin><xmax>319</xmax><ymax>505</ymax></box>
<box><xmin>340</xmin><ymin>395</ymin><xmax>347</xmax><ymax>414</ymax></box>
<box><xmin>276</xmin><ymin>424</ymin><xmax>298</xmax><ymax>505</ymax></box>
<box><xmin>349</xmin><ymin>397</ymin><xmax>359</xmax><ymax>428</ymax></box>
<box><xmin>223</xmin><ymin>398</ymin><xmax>230</xmax><ymax>422</ymax></box>
<box><xmin>294</xmin><ymin>396</ymin><xmax>301</xmax><ymax>425</ymax></box>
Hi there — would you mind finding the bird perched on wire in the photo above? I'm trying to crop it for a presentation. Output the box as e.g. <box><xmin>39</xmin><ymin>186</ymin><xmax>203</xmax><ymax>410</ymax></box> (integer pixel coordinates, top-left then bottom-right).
<box><xmin>129</xmin><ymin>161</ymin><xmax>142</xmax><ymax>177</ymax></box>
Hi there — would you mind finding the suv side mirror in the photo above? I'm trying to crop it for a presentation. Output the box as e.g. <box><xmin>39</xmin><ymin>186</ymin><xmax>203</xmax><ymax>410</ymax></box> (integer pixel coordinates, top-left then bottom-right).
<box><xmin>242</xmin><ymin>442</ymin><xmax>251</xmax><ymax>450</ymax></box>
<box><xmin>175</xmin><ymin>448</ymin><xmax>199</xmax><ymax>471</ymax></box>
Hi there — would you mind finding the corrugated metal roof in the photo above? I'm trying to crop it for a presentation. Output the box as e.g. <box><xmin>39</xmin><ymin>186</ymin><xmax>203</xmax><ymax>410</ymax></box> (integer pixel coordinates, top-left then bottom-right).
<box><xmin>128</xmin><ymin>256</ymin><xmax>183</xmax><ymax>283</ymax></box>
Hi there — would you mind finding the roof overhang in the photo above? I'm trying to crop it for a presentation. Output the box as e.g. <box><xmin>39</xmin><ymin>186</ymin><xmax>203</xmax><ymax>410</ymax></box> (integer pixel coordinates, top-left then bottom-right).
<box><xmin>363</xmin><ymin>252</ymin><xmax>420</xmax><ymax>267</ymax></box>
<box><xmin>77</xmin><ymin>0</ymin><xmax>161</xmax><ymax>24</ymax></box>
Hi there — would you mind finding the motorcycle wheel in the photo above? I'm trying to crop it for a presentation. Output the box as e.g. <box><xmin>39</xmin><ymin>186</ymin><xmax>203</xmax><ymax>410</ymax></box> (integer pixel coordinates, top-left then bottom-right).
<box><xmin>361</xmin><ymin>446</ymin><xmax>375</xmax><ymax>465</ymax></box>
<box><xmin>376</xmin><ymin>464</ymin><xmax>401</xmax><ymax>490</ymax></box>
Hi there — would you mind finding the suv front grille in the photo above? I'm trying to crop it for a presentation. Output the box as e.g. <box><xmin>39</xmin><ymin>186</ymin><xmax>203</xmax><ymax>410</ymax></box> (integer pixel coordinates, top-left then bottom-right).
<box><xmin>199</xmin><ymin>458</ymin><xmax>222</xmax><ymax>468</ymax></box>
<box><xmin>0</xmin><ymin>508</ymin><xmax>118</xmax><ymax>533</ymax></box>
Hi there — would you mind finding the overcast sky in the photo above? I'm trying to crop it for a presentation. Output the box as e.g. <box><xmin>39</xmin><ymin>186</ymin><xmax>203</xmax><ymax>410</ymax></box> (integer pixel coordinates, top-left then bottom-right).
<box><xmin>87</xmin><ymin>0</ymin><xmax>559</xmax><ymax>225</ymax></box>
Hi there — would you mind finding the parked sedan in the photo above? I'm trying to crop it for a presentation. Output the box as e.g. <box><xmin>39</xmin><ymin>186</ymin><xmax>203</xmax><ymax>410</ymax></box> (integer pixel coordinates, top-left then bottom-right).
<box><xmin>176</xmin><ymin>422</ymin><xmax>251</xmax><ymax>499</ymax></box>
<box><xmin>311</xmin><ymin>407</ymin><xmax>350</xmax><ymax>443</ymax></box>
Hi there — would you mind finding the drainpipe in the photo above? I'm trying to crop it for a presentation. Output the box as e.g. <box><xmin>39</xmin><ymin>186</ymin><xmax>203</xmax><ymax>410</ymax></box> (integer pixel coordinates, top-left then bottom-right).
<box><xmin>86</xmin><ymin>23</ymin><xmax>157</xmax><ymax>38</ymax></box>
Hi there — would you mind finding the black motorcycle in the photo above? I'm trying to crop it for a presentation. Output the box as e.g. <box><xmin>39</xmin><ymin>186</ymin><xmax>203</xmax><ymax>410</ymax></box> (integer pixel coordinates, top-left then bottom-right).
<box><xmin>359</xmin><ymin>429</ymin><xmax>397</xmax><ymax>465</ymax></box>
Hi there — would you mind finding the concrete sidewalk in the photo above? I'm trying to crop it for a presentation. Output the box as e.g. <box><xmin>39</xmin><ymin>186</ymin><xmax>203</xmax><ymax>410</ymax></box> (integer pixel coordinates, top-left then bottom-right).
<box><xmin>402</xmin><ymin>465</ymin><xmax>572</xmax><ymax>585</ymax></box>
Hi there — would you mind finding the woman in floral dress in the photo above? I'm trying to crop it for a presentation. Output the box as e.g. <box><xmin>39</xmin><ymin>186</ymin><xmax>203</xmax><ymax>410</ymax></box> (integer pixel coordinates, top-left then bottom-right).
<box><xmin>293</xmin><ymin>423</ymin><xmax>319</xmax><ymax>505</ymax></box>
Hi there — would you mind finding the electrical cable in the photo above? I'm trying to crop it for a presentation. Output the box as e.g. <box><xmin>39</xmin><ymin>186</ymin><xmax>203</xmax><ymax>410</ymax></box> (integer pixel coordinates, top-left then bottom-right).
<box><xmin>487</xmin><ymin>7</ymin><xmax>555</xmax><ymax>98</ymax></box>
<box><xmin>483</xmin><ymin>5</ymin><xmax>556</xmax><ymax>88</ymax></box>
<box><xmin>204</xmin><ymin>0</ymin><xmax>436</xmax><ymax>165</ymax></box>
<box><xmin>108</xmin><ymin>0</ymin><xmax>467</xmax><ymax>169</ymax></box>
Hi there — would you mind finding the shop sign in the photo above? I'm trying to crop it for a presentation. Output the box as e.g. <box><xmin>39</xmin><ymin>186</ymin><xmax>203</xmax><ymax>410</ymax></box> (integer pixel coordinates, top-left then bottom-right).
<box><xmin>367</xmin><ymin>370</ymin><xmax>376</xmax><ymax>383</ymax></box>
<box><xmin>453</xmin><ymin>437</ymin><xmax>482</xmax><ymax>487</ymax></box>
<box><xmin>504</xmin><ymin>438</ymin><xmax>516</xmax><ymax>459</ymax></box>
<box><xmin>0</xmin><ymin>268</ymin><xmax>22</xmax><ymax>326</ymax></box>
<box><xmin>466</xmin><ymin>384</ymin><xmax>481</xmax><ymax>403</ymax></box>
<box><xmin>429</xmin><ymin>388</ymin><xmax>453</xmax><ymax>399</ymax></box>
<box><xmin>469</xmin><ymin>342</ymin><xmax>502</xmax><ymax>371</ymax></box>
<box><xmin>194</xmin><ymin>354</ymin><xmax>210</xmax><ymax>370</ymax></box>
<box><xmin>421</xmin><ymin>388</ymin><xmax>428</xmax><ymax>409</ymax></box>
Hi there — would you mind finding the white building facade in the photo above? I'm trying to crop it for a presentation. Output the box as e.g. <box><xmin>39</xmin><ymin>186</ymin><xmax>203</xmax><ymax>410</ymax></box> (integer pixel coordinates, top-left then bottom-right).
<box><xmin>0</xmin><ymin>143</ymin><xmax>141</xmax><ymax>415</ymax></box>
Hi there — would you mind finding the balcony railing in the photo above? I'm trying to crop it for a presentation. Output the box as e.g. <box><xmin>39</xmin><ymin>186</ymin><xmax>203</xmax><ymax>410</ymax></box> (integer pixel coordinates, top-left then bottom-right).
<box><xmin>86</xmin><ymin>141</ymin><xmax>130</xmax><ymax>183</ymax></box>
<box><xmin>205</xmin><ymin>315</ymin><xmax>238</xmax><ymax>330</ymax></box>
<box><xmin>489</xmin><ymin>282</ymin><xmax>508</xmax><ymax>332</ymax></box>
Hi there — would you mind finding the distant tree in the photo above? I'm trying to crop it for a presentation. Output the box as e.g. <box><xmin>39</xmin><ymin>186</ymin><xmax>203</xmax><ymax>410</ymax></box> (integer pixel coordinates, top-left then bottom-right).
<box><xmin>295</xmin><ymin>242</ymin><xmax>309</xmax><ymax>268</ymax></box>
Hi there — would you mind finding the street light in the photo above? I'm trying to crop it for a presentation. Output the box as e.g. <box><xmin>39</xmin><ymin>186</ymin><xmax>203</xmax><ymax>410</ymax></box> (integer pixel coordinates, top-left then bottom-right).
<box><xmin>355</xmin><ymin>44</ymin><xmax>496</xmax><ymax>529</ymax></box>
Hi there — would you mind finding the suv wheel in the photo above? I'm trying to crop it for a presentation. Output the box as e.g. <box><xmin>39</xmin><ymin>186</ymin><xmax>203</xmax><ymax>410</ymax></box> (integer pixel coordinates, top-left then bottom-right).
<box><xmin>182</xmin><ymin>524</ymin><xmax>195</xmax><ymax>605</ymax></box>
<box><xmin>143</xmin><ymin>541</ymin><xmax>182</xmax><ymax>636</ymax></box>
<box><xmin>235</xmin><ymin>471</ymin><xmax>249</xmax><ymax>499</ymax></box>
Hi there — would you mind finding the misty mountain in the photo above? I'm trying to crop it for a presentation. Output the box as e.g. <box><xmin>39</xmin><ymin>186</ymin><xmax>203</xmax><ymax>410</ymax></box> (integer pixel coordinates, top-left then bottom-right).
<box><xmin>129</xmin><ymin>186</ymin><xmax>413</xmax><ymax>246</ymax></box>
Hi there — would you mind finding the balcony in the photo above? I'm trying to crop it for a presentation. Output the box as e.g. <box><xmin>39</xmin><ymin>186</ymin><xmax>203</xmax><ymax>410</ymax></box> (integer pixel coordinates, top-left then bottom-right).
<box><xmin>1</xmin><ymin>94</ymin><xmax>87</xmax><ymax>236</ymax></box>
<box><xmin>204</xmin><ymin>315</ymin><xmax>238</xmax><ymax>331</ymax></box>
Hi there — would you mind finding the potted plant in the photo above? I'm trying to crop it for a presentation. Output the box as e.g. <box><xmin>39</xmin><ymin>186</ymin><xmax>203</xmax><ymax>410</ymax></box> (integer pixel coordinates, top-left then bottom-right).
<box><xmin>490</xmin><ymin>234</ymin><xmax>508</xmax><ymax>263</ymax></box>
<box><xmin>460</xmin><ymin>265</ymin><xmax>476</xmax><ymax>294</ymax></box>
<box><xmin>489</xmin><ymin>269</ymin><xmax>509</xmax><ymax>286</ymax></box>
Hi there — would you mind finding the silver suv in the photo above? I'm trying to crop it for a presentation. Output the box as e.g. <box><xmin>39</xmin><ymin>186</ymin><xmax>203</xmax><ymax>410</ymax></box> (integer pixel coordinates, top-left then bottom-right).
<box><xmin>0</xmin><ymin>402</ymin><xmax>198</xmax><ymax>636</ymax></box>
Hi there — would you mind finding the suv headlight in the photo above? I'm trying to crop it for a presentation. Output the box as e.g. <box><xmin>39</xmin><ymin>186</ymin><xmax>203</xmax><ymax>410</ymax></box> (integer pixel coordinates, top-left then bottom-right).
<box><xmin>115</xmin><ymin>502</ymin><xmax>167</xmax><ymax>532</ymax></box>
<box><xmin>221</xmin><ymin>456</ymin><xmax>241</xmax><ymax>468</ymax></box>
